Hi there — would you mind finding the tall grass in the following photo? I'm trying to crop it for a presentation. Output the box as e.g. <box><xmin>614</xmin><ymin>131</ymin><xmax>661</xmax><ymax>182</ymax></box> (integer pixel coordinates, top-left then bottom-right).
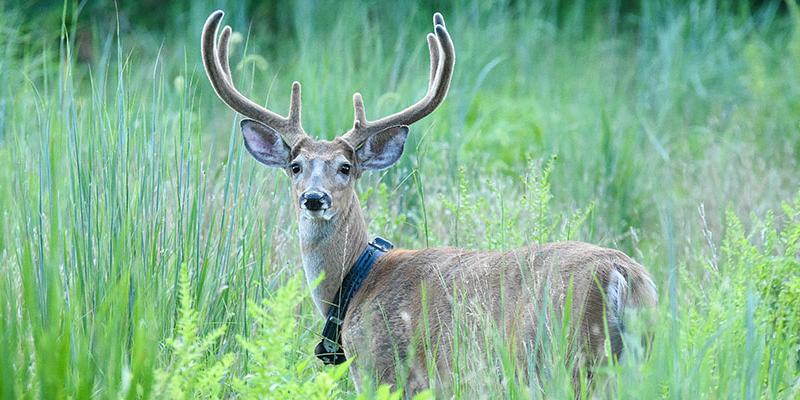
<box><xmin>0</xmin><ymin>0</ymin><xmax>798</xmax><ymax>398</ymax></box>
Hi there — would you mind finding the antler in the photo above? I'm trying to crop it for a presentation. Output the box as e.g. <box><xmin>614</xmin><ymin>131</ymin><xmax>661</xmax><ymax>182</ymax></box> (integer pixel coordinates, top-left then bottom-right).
<box><xmin>202</xmin><ymin>10</ymin><xmax>307</xmax><ymax>147</ymax></box>
<box><xmin>342</xmin><ymin>12</ymin><xmax>455</xmax><ymax>148</ymax></box>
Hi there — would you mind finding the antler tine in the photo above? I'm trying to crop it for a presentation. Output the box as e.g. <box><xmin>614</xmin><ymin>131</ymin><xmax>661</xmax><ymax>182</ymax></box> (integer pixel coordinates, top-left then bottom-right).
<box><xmin>427</xmin><ymin>11</ymin><xmax>448</xmax><ymax>89</ymax></box>
<box><xmin>289</xmin><ymin>81</ymin><xmax>302</xmax><ymax>125</ymax></box>
<box><xmin>353</xmin><ymin>93</ymin><xmax>367</xmax><ymax>129</ymax></box>
<box><xmin>343</xmin><ymin>13</ymin><xmax>455</xmax><ymax>147</ymax></box>
<box><xmin>202</xmin><ymin>11</ymin><xmax>307</xmax><ymax>146</ymax></box>
<box><xmin>426</xmin><ymin>33</ymin><xmax>440</xmax><ymax>89</ymax></box>
<box><xmin>433</xmin><ymin>12</ymin><xmax>446</xmax><ymax>28</ymax></box>
<box><xmin>217</xmin><ymin>25</ymin><xmax>233</xmax><ymax>83</ymax></box>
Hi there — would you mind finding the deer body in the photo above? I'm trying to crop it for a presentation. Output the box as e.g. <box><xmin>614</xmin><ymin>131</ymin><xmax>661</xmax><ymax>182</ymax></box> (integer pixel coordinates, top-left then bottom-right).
<box><xmin>346</xmin><ymin>244</ymin><xmax>657</xmax><ymax>391</ymax></box>
<box><xmin>201</xmin><ymin>10</ymin><xmax>657</xmax><ymax>394</ymax></box>
<box><xmin>298</xmin><ymin>189</ymin><xmax>656</xmax><ymax>393</ymax></box>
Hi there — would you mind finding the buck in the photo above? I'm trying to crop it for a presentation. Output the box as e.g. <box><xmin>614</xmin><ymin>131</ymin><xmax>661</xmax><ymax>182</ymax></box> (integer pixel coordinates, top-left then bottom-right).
<box><xmin>202</xmin><ymin>10</ymin><xmax>657</xmax><ymax>394</ymax></box>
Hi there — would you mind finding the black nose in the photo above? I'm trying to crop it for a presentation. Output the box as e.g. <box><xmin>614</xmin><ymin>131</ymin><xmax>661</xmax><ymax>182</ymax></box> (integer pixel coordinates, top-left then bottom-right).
<box><xmin>301</xmin><ymin>191</ymin><xmax>331</xmax><ymax>211</ymax></box>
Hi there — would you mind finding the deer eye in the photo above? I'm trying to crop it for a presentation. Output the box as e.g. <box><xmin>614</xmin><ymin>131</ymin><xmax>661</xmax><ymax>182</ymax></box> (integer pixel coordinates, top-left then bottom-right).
<box><xmin>290</xmin><ymin>163</ymin><xmax>302</xmax><ymax>175</ymax></box>
<box><xmin>339</xmin><ymin>163</ymin><xmax>351</xmax><ymax>176</ymax></box>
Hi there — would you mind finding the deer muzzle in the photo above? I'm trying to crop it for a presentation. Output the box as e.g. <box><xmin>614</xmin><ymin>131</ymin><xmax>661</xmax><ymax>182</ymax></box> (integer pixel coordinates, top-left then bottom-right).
<box><xmin>300</xmin><ymin>191</ymin><xmax>331</xmax><ymax>212</ymax></box>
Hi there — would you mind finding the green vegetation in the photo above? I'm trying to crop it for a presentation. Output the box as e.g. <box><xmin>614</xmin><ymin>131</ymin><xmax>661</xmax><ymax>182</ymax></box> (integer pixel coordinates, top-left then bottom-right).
<box><xmin>1</xmin><ymin>0</ymin><xmax>798</xmax><ymax>398</ymax></box>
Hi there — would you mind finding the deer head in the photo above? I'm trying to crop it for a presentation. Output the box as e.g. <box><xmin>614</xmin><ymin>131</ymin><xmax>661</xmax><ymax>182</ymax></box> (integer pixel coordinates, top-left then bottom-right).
<box><xmin>201</xmin><ymin>11</ymin><xmax>454</xmax><ymax>221</ymax></box>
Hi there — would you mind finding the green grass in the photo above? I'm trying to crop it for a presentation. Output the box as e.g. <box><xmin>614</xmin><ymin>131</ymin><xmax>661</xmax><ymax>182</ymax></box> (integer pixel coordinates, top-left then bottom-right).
<box><xmin>1</xmin><ymin>0</ymin><xmax>799</xmax><ymax>398</ymax></box>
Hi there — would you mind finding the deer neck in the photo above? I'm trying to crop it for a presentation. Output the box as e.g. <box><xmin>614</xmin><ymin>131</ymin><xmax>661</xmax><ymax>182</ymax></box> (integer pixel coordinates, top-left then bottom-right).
<box><xmin>298</xmin><ymin>192</ymin><xmax>369</xmax><ymax>317</ymax></box>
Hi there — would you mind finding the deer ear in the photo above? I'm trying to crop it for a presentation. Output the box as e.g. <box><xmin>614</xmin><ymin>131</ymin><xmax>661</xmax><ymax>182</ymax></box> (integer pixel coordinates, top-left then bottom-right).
<box><xmin>241</xmin><ymin>119</ymin><xmax>291</xmax><ymax>168</ymax></box>
<box><xmin>356</xmin><ymin>126</ymin><xmax>409</xmax><ymax>170</ymax></box>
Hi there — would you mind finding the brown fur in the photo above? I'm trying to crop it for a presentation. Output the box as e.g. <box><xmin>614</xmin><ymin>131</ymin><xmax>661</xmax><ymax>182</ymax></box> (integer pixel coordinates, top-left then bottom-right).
<box><xmin>308</xmin><ymin>196</ymin><xmax>657</xmax><ymax>394</ymax></box>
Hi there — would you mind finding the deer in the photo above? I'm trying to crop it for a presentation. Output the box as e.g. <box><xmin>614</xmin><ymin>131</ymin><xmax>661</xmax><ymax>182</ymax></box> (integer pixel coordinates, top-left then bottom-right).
<box><xmin>201</xmin><ymin>10</ymin><xmax>657</xmax><ymax>395</ymax></box>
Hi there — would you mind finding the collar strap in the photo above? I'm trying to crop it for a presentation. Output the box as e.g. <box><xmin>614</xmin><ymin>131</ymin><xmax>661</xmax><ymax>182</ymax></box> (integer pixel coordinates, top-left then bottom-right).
<box><xmin>315</xmin><ymin>237</ymin><xmax>394</xmax><ymax>365</ymax></box>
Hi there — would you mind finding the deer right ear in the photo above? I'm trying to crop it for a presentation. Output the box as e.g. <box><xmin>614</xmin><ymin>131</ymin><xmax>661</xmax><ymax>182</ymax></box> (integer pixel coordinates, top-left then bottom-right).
<box><xmin>241</xmin><ymin>119</ymin><xmax>291</xmax><ymax>168</ymax></box>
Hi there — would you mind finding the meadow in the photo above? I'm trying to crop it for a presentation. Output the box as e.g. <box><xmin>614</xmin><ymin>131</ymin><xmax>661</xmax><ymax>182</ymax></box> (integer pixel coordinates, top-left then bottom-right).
<box><xmin>0</xmin><ymin>0</ymin><xmax>799</xmax><ymax>398</ymax></box>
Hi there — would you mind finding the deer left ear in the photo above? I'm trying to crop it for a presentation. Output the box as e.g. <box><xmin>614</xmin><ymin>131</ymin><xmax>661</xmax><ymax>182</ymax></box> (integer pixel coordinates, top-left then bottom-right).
<box><xmin>356</xmin><ymin>126</ymin><xmax>409</xmax><ymax>170</ymax></box>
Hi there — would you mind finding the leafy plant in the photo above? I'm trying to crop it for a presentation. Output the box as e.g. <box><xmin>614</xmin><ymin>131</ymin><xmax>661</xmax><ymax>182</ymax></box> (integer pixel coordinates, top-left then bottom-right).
<box><xmin>154</xmin><ymin>264</ymin><xmax>233</xmax><ymax>399</ymax></box>
<box><xmin>232</xmin><ymin>274</ymin><xmax>352</xmax><ymax>399</ymax></box>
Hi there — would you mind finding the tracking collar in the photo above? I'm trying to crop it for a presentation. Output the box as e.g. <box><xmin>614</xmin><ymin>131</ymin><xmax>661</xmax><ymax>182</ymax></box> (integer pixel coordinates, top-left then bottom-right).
<box><xmin>315</xmin><ymin>237</ymin><xmax>394</xmax><ymax>365</ymax></box>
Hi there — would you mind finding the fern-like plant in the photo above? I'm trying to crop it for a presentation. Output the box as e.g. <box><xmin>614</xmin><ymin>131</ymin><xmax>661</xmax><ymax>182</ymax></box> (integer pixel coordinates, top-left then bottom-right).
<box><xmin>153</xmin><ymin>264</ymin><xmax>233</xmax><ymax>399</ymax></box>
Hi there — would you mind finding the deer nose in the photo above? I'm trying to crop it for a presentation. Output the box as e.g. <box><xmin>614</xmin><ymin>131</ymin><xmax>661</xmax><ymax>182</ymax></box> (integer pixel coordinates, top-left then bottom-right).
<box><xmin>301</xmin><ymin>191</ymin><xmax>331</xmax><ymax>211</ymax></box>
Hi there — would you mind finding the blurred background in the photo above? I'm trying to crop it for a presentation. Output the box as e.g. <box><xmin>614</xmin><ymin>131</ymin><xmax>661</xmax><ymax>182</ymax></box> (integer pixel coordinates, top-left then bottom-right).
<box><xmin>1</xmin><ymin>0</ymin><xmax>799</xmax><ymax>398</ymax></box>
<box><xmin>14</xmin><ymin>0</ymin><xmax>797</xmax><ymax>234</ymax></box>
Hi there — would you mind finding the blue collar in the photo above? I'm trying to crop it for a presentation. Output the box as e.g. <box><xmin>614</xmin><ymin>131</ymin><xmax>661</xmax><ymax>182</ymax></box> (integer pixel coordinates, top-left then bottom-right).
<box><xmin>315</xmin><ymin>237</ymin><xmax>394</xmax><ymax>365</ymax></box>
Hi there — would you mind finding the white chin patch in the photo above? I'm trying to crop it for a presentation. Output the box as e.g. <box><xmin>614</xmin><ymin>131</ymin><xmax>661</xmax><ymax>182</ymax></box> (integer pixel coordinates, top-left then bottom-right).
<box><xmin>303</xmin><ymin>209</ymin><xmax>333</xmax><ymax>220</ymax></box>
